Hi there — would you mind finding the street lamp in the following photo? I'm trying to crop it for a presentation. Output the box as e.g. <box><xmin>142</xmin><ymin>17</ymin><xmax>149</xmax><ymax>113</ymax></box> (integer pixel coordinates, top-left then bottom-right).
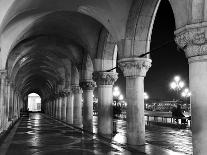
<box><xmin>119</xmin><ymin>94</ymin><xmax>124</xmax><ymax>100</ymax></box>
<box><xmin>113</xmin><ymin>86</ymin><xmax>120</xmax><ymax>97</ymax></box>
<box><xmin>181</xmin><ymin>88</ymin><xmax>191</xmax><ymax>98</ymax></box>
<box><xmin>170</xmin><ymin>75</ymin><xmax>185</xmax><ymax>91</ymax></box>
<box><xmin>181</xmin><ymin>88</ymin><xmax>191</xmax><ymax>112</ymax></box>
<box><xmin>170</xmin><ymin>75</ymin><xmax>185</xmax><ymax>106</ymax></box>
<box><xmin>144</xmin><ymin>92</ymin><xmax>149</xmax><ymax>100</ymax></box>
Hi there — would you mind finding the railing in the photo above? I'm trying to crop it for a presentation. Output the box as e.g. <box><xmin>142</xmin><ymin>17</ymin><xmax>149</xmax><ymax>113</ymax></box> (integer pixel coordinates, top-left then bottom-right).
<box><xmin>93</xmin><ymin>110</ymin><xmax>191</xmax><ymax>128</ymax></box>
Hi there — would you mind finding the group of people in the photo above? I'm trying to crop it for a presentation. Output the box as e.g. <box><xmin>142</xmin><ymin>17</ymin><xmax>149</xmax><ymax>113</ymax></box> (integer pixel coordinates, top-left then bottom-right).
<box><xmin>171</xmin><ymin>104</ymin><xmax>190</xmax><ymax>124</ymax></box>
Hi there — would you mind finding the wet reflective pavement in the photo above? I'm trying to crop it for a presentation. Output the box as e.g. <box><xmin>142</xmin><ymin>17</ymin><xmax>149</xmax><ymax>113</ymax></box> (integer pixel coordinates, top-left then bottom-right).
<box><xmin>0</xmin><ymin>113</ymin><xmax>192</xmax><ymax>155</ymax></box>
<box><xmin>1</xmin><ymin>113</ymin><xmax>135</xmax><ymax>155</ymax></box>
<box><xmin>93</xmin><ymin>116</ymin><xmax>192</xmax><ymax>155</ymax></box>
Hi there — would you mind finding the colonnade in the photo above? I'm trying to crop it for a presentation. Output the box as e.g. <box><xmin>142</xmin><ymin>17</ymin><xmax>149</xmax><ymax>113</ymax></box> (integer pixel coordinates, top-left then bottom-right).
<box><xmin>0</xmin><ymin>70</ymin><xmax>22</xmax><ymax>132</ymax></box>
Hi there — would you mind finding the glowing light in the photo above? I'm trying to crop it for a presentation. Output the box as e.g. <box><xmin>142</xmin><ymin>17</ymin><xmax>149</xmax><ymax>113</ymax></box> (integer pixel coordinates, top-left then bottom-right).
<box><xmin>119</xmin><ymin>95</ymin><xmax>124</xmax><ymax>100</ymax></box>
<box><xmin>174</xmin><ymin>76</ymin><xmax>180</xmax><ymax>82</ymax></box>
<box><xmin>144</xmin><ymin>92</ymin><xmax>149</xmax><ymax>100</ymax></box>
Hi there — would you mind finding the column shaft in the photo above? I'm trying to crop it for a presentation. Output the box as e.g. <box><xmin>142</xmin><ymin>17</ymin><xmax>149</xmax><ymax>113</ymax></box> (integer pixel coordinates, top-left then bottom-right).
<box><xmin>189</xmin><ymin>57</ymin><xmax>207</xmax><ymax>154</ymax></box>
<box><xmin>61</xmin><ymin>95</ymin><xmax>67</xmax><ymax>122</ymax></box>
<box><xmin>126</xmin><ymin>76</ymin><xmax>145</xmax><ymax>145</ymax></box>
<box><xmin>73</xmin><ymin>87</ymin><xmax>82</xmax><ymax>128</ymax></box>
<box><xmin>82</xmin><ymin>90</ymin><xmax>93</xmax><ymax>131</ymax></box>
<box><xmin>98</xmin><ymin>85</ymin><xmax>113</xmax><ymax>135</ymax></box>
<box><xmin>66</xmin><ymin>94</ymin><xmax>73</xmax><ymax>124</ymax></box>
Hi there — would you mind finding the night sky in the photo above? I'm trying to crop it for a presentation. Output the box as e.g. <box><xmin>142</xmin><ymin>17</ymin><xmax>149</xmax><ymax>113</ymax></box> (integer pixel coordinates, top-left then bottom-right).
<box><xmin>115</xmin><ymin>0</ymin><xmax>189</xmax><ymax>100</ymax></box>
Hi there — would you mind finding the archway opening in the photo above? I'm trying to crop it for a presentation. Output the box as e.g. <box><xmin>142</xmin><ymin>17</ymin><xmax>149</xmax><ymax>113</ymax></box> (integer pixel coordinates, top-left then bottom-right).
<box><xmin>145</xmin><ymin>0</ymin><xmax>191</xmax><ymax>154</ymax></box>
<box><xmin>27</xmin><ymin>93</ymin><xmax>41</xmax><ymax>112</ymax></box>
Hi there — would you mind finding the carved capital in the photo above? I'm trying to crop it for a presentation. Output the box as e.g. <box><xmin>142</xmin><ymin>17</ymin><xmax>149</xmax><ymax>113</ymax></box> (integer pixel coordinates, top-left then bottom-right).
<box><xmin>175</xmin><ymin>24</ymin><xmax>207</xmax><ymax>58</ymax></box>
<box><xmin>71</xmin><ymin>85</ymin><xmax>82</xmax><ymax>94</ymax></box>
<box><xmin>0</xmin><ymin>70</ymin><xmax>7</xmax><ymax>79</ymax></box>
<box><xmin>79</xmin><ymin>81</ymin><xmax>96</xmax><ymax>90</ymax></box>
<box><xmin>118</xmin><ymin>58</ymin><xmax>151</xmax><ymax>77</ymax></box>
<box><xmin>62</xmin><ymin>89</ymin><xmax>71</xmax><ymax>96</ymax></box>
<box><xmin>92</xmin><ymin>72</ymin><xmax>118</xmax><ymax>85</ymax></box>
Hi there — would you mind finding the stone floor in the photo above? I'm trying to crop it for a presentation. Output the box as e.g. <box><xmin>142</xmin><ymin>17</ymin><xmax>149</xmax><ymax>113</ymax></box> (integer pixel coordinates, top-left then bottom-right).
<box><xmin>0</xmin><ymin>113</ymin><xmax>192</xmax><ymax>155</ymax></box>
<box><xmin>105</xmin><ymin>118</ymin><xmax>192</xmax><ymax>155</ymax></box>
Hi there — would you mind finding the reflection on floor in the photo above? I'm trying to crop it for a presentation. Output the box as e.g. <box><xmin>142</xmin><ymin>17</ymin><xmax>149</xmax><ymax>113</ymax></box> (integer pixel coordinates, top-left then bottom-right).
<box><xmin>0</xmin><ymin>113</ymin><xmax>191</xmax><ymax>155</ymax></box>
<box><xmin>1</xmin><ymin>113</ymin><xmax>138</xmax><ymax>155</ymax></box>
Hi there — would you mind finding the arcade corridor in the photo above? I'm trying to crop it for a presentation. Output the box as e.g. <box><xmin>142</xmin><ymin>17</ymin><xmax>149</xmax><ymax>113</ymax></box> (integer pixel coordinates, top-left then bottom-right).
<box><xmin>0</xmin><ymin>0</ymin><xmax>207</xmax><ymax>154</ymax></box>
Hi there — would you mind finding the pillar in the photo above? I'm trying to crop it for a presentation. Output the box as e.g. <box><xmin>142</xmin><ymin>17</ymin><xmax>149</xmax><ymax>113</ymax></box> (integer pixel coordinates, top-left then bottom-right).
<box><xmin>118</xmin><ymin>58</ymin><xmax>151</xmax><ymax>145</ymax></box>
<box><xmin>52</xmin><ymin>99</ymin><xmax>56</xmax><ymax>117</ymax></box>
<box><xmin>55</xmin><ymin>97</ymin><xmax>59</xmax><ymax>119</ymax></box>
<box><xmin>66</xmin><ymin>91</ymin><xmax>73</xmax><ymax>124</ymax></box>
<box><xmin>9</xmin><ymin>85</ymin><xmax>14</xmax><ymax>120</ymax></box>
<box><xmin>93</xmin><ymin>72</ymin><xmax>118</xmax><ymax>136</ymax></box>
<box><xmin>58</xmin><ymin>95</ymin><xmax>62</xmax><ymax>120</ymax></box>
<box><xmin>0</xmin><ymin>70</ymin><xmax>7</xmax><ymax>131</ymax></box>
<box><xmin>61</xmin><ymin>92</ymin><xmax>67</xmax><ymax>122</ymax></box>
<box><xmin>175</xmin><ymin>25</ymin><xmax>207</xmax><ymax>155</ymax></box>
<box><xmin>72</xmin><ymin>85</ymin><xmax>83</xmax><ymax>128</ymax></box>
<box><xmin>80</xmin><ymin>81</ymin><xmax>96</xmax><ymax>132</ymax></box>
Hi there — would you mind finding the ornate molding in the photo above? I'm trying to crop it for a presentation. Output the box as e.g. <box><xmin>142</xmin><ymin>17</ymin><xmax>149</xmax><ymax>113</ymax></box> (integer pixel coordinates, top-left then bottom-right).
<box><xmin>79</xmin><ymin>81</ymin><xmax>96</xmax><ymax>90</ymax></box>
<box><xmin>175</xmin><ymin>25</ymin><xmax>207</xmax><ymax>58</ymax></box>
<box><xmin>92</xmin><ymin>72</ymin><xmax>118</xmax><ymax>85</ymax></box>
<box><xmin>118</xmin><ymin>58</ymin><xmax>151</xmax><ymax>77</ymax></box>
<box><xmin>71</xmin><ymin>85</ymin><xmax>82</xmax><ymax>94</ymax></box>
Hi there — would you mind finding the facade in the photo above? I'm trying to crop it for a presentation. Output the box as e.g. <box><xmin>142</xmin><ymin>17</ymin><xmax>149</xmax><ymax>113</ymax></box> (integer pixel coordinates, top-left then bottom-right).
<box><xmin>0</xmin><ymin>0</ymin><xmax>206</xmax><ymax>154</ymax></box>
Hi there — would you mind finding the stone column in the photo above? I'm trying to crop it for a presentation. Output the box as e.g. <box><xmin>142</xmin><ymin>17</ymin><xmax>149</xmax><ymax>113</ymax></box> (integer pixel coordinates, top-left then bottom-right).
<box><xmin>55</xmin><ymin>97</ymin><xmax>59</xmax><ymax>119</ymax></box>
<box><xmin>9</xmin><ymin>86</ymin><xmax>14</xmax><ymax>120</ymax></box>
<box><xmin>80</xmin><ymin>81</ymin><xmax>96</xmax><ymax>132</ymax></box>
<box><xmin>0</xmin><ymin>71</ymin><xmax>7</xmax><ymax>131</ymax></box>
<box><xmin>66</xmin><ymin>91</ymin><xmax>73</xmax><ymax>124</ymax></box>
<box><xmin>57</xmin><ymin>95</ymin><xmax>62</xmax><ymax>120</ymax></box>
<box><xmin>93</xmin><ymin>72</ymin><xmax>118</xmax><ymax>136</ymax></box>
<box><xmin>52</xmin><ymin>99</ymin><xmax>56</xmax><ymax>117</ymax></box>
<box><xmin>61</xmin><ymin>92</ymin><xmax>67</xmax><ymax>122</ymax></box>
<box><xmin>4</xmin><ymin>79</ymin><xmax>9</xmax><ymax>129</ymax></box>
<box><xmin>72</xmin><ymin>85</ymin><xmax>83</xmax><ymax>128</ymax></box>
<box><xmin>13</xmin><ymin>91</ymin><xmax>17</xmax><ymax>118</ymax></box>
<box><xmin>118</xmin><ymin>58</ymin><xmax>151</xmax><ymax>145</ymax></box>
<box><xmin>175</xmin><ymin>25</ymin><xmax>207</xmax><ymax>155</ymax></box>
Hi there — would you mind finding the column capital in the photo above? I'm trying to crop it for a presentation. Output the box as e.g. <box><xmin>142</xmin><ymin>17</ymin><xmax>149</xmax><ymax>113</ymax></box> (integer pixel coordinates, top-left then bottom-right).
<box><xmin>71</xmin><ymin>85</ymin><xmax>82</xmax><ymax>94</ymax></box>
<box><xmin>92</xmin><ymin>71</ymin><xmax>118</xmax><ymax>85</ymax></box>
<box><xmin>118</xmin><ymin>57</ymin><xmax>151</xmax><ymax>77</ymax></box>
<box><xmin>0</xmin><ymin>70</ymin><xmax>7</xmax><ymax>78</ymax></box>
<box><xmin>175</xmin><ymin>23</ymin><xmax>207</xmax><ymax>59</ymax></box>
<box><xmin>79</xmin><ymin>81</ymin><xmax>96</xmax><ymax>91</ymax></box>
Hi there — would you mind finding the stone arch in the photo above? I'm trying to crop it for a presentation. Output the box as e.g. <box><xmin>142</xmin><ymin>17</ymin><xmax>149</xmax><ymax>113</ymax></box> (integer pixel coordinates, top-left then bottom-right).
<box><xmin>119</xmin><ymin>0</ymin><xmax>188</xmax><ymax>59</ymax></box>
<box><xmin>80</xmin><ymin>54</ymin><xmax>94</xmax><ymax>81</ymax></box>
<box><xmin>94</xmin><ymin>27</ymin><xmax>117</xmax><ymax>72</ymax></box>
